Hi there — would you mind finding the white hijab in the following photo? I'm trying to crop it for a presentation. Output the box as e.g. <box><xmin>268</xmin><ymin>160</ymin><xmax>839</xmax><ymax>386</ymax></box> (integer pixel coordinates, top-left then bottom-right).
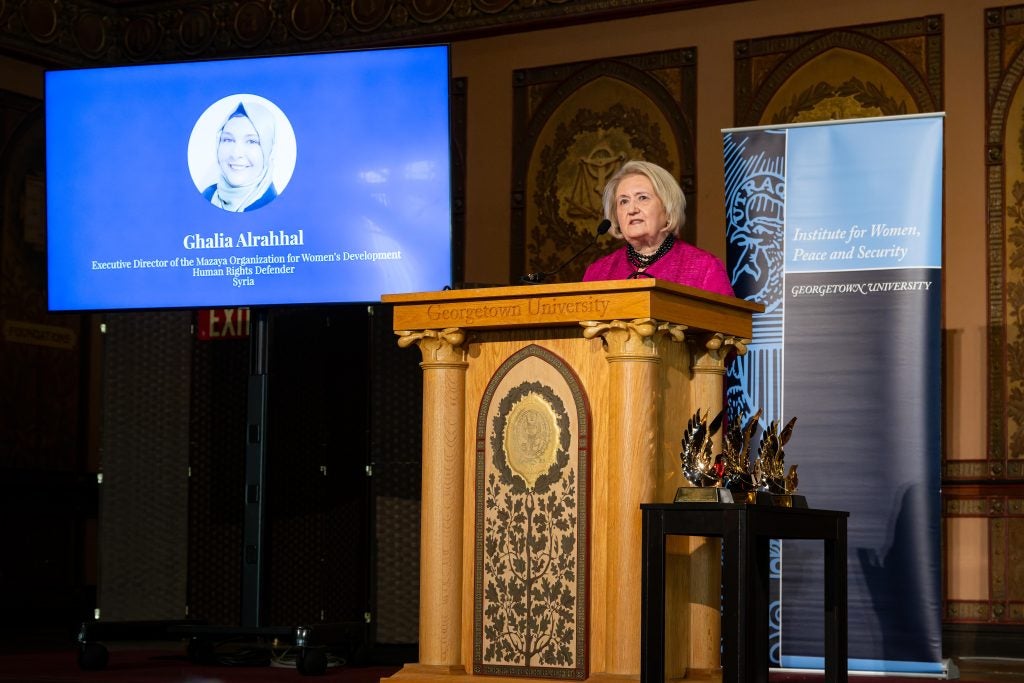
<box><xmin>209</xmin><ymin>101</ymin><xmax>276</xmax><ymax>212</ymax></box>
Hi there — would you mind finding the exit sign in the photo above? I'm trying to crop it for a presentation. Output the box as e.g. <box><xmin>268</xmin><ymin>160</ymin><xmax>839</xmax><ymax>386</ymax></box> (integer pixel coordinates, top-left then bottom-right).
<box><xmin>197</xmin><ymin>308</ymin><xmax>250</xmax><ymax>340</ymax></box>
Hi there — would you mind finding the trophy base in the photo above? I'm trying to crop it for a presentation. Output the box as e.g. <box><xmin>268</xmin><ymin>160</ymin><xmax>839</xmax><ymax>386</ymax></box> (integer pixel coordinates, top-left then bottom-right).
<box><xmin>769</xmin><ymin>493</ymin><xmax>808</xmax><ymax>508</ymax></box>
<box><xmin>674</xmin><ymin>487</ymin><xmax>734</xmax><ymax>503</ymax></box>
<box><xmin>727</xmin><ymin>491</ymin><xmax>808</xmax><ymax>507</ymax></box>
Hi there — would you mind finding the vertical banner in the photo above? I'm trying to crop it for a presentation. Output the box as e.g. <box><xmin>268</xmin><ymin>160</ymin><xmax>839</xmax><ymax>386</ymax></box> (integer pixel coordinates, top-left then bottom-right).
<box><xmin>724</xmin><ymin>115</ymin><xmax>944</xmax><ymax>675</ymax></box>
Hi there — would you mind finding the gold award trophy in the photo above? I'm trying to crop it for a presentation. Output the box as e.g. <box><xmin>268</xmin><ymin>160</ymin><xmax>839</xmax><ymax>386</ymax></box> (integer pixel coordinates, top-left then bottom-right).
<box><xmin>675</xmin><ymin>409</ymin><xmax>733</xmax><ymax>503</ymax></box>
<box><xmin>675</xmin><ymin>409</ymin><xmax>805</xmax><ymax>507</ymax></box>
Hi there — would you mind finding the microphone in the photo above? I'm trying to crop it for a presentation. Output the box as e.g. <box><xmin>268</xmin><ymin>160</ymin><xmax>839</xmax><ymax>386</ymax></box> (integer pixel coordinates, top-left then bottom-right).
<box><xmin>520</xmin><ymin>219</ymin><xmax>611</xmax><ymax>284</ymax></box>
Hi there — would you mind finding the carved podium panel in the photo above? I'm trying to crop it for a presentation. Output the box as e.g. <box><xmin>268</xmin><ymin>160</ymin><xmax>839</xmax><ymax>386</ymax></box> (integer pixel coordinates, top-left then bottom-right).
<box><xmin>382</xmin><ymin>279</ymin><xmax>759</xmax><ymax>683</ymax></box>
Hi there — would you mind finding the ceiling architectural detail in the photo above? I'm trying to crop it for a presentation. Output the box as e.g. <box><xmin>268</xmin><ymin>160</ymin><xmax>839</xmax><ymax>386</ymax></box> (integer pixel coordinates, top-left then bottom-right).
<box><xmin>0</xmin><ymin>0</ymin><xmax>741</xmax><ymax>67</ymax></box>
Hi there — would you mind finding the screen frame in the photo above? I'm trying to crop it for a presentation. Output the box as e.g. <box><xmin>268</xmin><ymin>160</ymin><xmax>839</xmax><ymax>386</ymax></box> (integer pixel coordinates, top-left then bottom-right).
<box><xmin>45</xmin><ymin>44</ymin><xmax>456</xmax><ymax>313</ymax></box>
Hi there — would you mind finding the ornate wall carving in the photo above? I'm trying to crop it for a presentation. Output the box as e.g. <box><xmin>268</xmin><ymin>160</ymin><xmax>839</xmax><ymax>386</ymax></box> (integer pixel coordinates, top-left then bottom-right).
<box><xmin>734</xmin><ymin>15</ymin><xmax>942</xmax><ymax>126</ymax></box>
<box><xmin>510</xmin><ymin>49</ymin><xmax>697</xmax><ymax>284</ymax></box>
<box><xmin>0</xmin><ymin>0</ymin><xmax>741</xmax><ymax>67</ymax></box>
<box><xmin>972</xmin><ymin>5</ymin><xmax>1024</xmax><ymax>627</ymax></box>
<box><xmin>985</xmin><ymin>4</ymin><xmax>1024</xmax><ymax>484</ymax></box>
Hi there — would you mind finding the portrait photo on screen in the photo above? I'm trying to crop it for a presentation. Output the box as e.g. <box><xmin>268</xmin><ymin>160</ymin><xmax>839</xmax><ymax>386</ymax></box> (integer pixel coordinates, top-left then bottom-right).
<box><xmin>188</xmin><ymin>95</ymin><xmax>298</xmax><ymax>213</ymax></box>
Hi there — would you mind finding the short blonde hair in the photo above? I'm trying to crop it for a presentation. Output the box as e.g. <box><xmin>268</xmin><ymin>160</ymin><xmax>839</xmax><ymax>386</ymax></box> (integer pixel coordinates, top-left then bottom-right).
<box><xmin>602</xmin><ymin>160</ymin><xmax>686</xmax><ymax>239</ymax></box>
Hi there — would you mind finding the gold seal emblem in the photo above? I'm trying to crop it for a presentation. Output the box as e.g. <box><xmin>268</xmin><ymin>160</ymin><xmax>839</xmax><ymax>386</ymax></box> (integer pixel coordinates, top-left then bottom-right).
<box><xmin>503</xmin><ymin>392</ymin><xmax>559</xmax><ymax>489</ymax></box>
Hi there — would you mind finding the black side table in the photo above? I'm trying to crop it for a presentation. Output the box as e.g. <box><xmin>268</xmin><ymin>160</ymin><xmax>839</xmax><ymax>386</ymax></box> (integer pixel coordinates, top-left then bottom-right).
<box><xmin>640</xmin><ymin>502</ymin><xmax>849</xmax><ymax>683</ymax></box>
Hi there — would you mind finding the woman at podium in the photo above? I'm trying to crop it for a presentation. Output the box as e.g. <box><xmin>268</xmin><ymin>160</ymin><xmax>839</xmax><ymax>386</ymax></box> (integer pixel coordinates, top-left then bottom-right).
<box><xmin>583</xmin><ymin>160</ymin><xmax>734</xmax><ymax>296</ymax></box>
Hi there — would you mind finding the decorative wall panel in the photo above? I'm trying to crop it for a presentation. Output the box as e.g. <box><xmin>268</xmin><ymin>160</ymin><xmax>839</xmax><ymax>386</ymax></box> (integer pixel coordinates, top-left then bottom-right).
<box><xmin>511</xmin><ymin>49</ymin><xmax>697</xmax><ymax>284</ymax></box>
<box><xmin>965</xmin><ymin>6</ymin><xmax>1024</xmax><ymax>636</ymax></box>
<box><xmin>734</xmin><ymin>15</ymin><xmax>942</xmax><ymax>127</ymax></box>
<box><xmin>984</xmin><ymin>4</ymin><xmax>1024</xmax><ymax>483</ymax></box>
<box><xmin>944</xmin><ymin>490</ymin><xmax>1024</xmax><ymax>624</ymax></box>
<box><xmin>733</xmin><ymin>14</ymin><xmax>962</xmax><ymax>644</ymax></box>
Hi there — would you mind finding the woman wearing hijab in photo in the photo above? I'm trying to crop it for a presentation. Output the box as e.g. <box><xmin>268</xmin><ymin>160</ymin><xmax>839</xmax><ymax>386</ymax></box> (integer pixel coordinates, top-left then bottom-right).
<box><xmin>204</xmin><ymin>100</ymin><xmax>278</xmax><ymax>212</ymax></box>
<box><xmin>583</xmin><ymin>160</ymin><xmax>734</xmax><ymax>296</ymax></box>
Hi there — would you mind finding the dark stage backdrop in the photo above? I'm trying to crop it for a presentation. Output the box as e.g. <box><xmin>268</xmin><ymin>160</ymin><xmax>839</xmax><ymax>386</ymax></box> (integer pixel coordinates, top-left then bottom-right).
<box><xmin>99</xmin><ymin>304</ymin><xmax>421</xmax><ymax>649</ymax></box>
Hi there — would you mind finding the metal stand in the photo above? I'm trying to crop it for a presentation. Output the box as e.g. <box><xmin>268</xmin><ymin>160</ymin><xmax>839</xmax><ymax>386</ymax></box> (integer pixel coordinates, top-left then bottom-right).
<box><xmin>243</xmin><ymin>307</ymin><xmax>270</xmax><ymax>628</ymax></box>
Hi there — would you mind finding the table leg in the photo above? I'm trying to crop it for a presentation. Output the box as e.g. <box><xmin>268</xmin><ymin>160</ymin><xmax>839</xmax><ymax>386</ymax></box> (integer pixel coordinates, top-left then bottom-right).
<box><xmin>721</xmin><ymin>509</ymin><xmax>741</xmax><ymax>683</ymax></box>
<box><xmin>641</xmin><ymin>510</ymin><xmax>667</xmax><ymax>683</ymax></box>
<box><xmin>824</xmin><ymin>518</ymin><xmax>848</xmax><ymax>683</ymax></box>
<box><xmin>749</xmin><ymin>534</ymin><xmax>771</xmax><ymax>683</ymax></box>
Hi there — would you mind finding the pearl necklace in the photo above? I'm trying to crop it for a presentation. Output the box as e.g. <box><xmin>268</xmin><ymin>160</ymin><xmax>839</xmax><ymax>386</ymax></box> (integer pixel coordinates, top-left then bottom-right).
<box><xmin>627</xmin><ymin>234</ymin><xmax>675</xmax><ymax>270</ymax></box>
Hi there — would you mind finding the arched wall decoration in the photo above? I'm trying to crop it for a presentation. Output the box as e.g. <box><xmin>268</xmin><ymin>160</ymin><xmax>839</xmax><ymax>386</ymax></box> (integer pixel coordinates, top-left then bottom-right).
<box><xmin>473</xmin><ymin>344</ymin><xmax>590</xmax><ymax>679</ymax></box>
<box><xmin>729</xmin><ymin>12</ymin><xmax>1024</xmax><ymax>637</ymax></box>
<box><xmin>730</xmin><ymin>16</ymin><xmax>943</xmax><ymax>471</ymax></box>
<box><xmin>734</xmin><ymin>15</ymin><xmax>943</xmax><ymax>127</ymax></box>
<box><xmin>984</xmin><ymin>5</ymin><xmax>1024</xmax><ymax>488</ymax></box>
<box><xmin>950</xmin><ymin>0</ymin><xmax>1024</xmax><ymax>615</ymax></box>
<box><xmin>511</xmin><ymin>49</ymin><xmax>697</xmax><ymax>285</ymax></box>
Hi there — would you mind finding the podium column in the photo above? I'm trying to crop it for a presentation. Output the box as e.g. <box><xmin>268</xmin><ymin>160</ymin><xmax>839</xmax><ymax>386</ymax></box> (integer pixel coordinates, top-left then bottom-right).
<box><xmin>398</xmin><ymin>327</ymin><xmax>468</xmax><ymax>671</ymax></box>
<box><xmin>585</xmin><ymin>318</ymin><xmax>671</xmax><ymax>675</ymax></box>
<box><xmin>686</xmin><ymin>332</ymin><xmax>747</xmax><ymax>674</ymax></box>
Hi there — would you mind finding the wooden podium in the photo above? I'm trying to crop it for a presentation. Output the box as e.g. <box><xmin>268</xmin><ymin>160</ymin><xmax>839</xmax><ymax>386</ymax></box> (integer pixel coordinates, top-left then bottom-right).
<box><xmin>382</xmin><ymin>279</ymin><xmax>760</xmax><ymax>683</ymax></box>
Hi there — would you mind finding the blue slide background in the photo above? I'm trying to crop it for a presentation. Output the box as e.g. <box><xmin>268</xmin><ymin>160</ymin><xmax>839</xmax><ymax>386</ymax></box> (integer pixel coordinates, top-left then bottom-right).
<box><xmin>46</xmin><ymin>46</ymin><xmax>452</xmax><ymax>310</ymax></box>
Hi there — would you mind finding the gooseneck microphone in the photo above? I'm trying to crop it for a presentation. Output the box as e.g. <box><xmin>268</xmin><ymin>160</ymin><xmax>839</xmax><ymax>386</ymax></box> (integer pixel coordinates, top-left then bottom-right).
<box><xmin>520</xmin><ymin>218</ymin><xmax>612</xmax><ymax>284</ymax></box>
